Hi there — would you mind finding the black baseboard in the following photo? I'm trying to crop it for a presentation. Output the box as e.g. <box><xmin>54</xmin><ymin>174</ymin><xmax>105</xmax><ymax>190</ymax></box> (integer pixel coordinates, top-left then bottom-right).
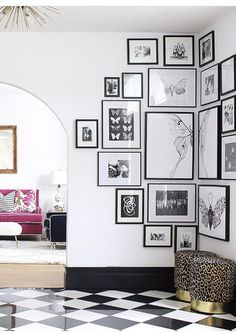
<box><xmin>66</xmin><ymin>267</ymin><xmax>174</xmax><ymax>292</ymax></box>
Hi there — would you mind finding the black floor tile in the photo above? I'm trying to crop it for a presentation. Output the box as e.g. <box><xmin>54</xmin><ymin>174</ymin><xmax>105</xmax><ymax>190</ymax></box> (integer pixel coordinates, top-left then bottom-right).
<box><xmin>0</xmin><ymin>316</ymin><xmax>31</xmax><ymax>330</ymax></box>
<box><xmin>123</xmin><ymin>294</ymin><xmax>160</xmax><ymax>303</ymax></box>
<box><xmin>39</xmin><ymin>304</ymin><xmax>76</xmax><ymax>315</ymax></box>
<box><xmin>36</xmin><ymin>294</ymin><xmax>66</xmax><ymax>302</ymax></box>
<box><xmin>0</xmin><ymin>304</ymin><xmax>27</xmax><ymax>315</ymax></box>
<box><xmin>40</xmin><ymin>315</ymin><xmax>85</xmax><ymax>330</ymax></box>
<box><xmin>88</xmin><ymin>304</ymin><xmax>126</xmax><ymax>315</ymax></box>
<box><xmin>80</xmin><ymin>294</ymin><xmax>115</xmax><ymax>304</ymax></box>
<box><xmin>145</xmin><ymin>316</ymin><xmax>191</xmax><ymax>330</ymax></box>
<box><xmin>135</xmin><ymin>304</ymin><xmax>175</xmax><ymax>316</ymax></box>
<box><xmin>197</xmin><ymin>317</ymin><xmax>236</xmax><ymax>330</ymax></box>
<box><xmin>93</xmin><ymin>316</ymin><xmax>137</xmax><ymax>330</ymax></box>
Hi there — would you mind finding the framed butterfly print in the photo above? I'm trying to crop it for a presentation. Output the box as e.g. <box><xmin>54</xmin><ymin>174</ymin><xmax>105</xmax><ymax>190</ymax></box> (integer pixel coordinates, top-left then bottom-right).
<box><xmin>198</xmin><ymin>185</ymin><xmax>230</xmax><ymax>241</ymax></box>
<box><xmin>148</xmin><ymin>68</ymin><xmax>196</xmax><ymax>108</ymax></box>
<box><xmin>200</xmin><ymin>64</ymin><xmax>220</xmax><ymax>106</ymax></box>
<box><xmin>102</xmin><ymin>100</ymin><xmax>141</xmax><ymax>149</ymax></box>
<box><xmin>145</xmin><ymin>112</ymin><xmax>194</xmax><ymax>180</ymax></box>
<box><xmin>221</xmin><ymin>134</ymin><xmax>236</xmax><ymax>180</ymax></box>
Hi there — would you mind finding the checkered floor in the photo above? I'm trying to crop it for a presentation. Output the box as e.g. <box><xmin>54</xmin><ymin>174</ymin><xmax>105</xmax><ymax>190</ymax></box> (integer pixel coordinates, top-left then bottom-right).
<box><xmin>0</xmin><ymin>289</ymin><xmax>234</xmax><ymax>331</ymax></box>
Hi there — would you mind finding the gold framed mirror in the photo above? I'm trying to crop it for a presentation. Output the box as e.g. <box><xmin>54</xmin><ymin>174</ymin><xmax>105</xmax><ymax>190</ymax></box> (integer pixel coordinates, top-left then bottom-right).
<box><xmin>0</xmin><ymin>125</ymin><xmax>17</xmax><ymax>174</ymax></box>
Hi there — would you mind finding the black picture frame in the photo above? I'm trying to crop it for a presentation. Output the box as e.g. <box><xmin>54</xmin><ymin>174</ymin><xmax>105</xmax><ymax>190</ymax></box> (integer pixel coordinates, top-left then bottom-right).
<box><xmin>221</xmin><ymin>96</ymin><xmax>236</xmax><ymax>134</ymax></box>
<box><xmin>220</xmin><ymin>55</ymin><xmax>236</xmax><ymax>96</ymax></box>
<box><xmin>75</xmin><ymin>119</ymin><xmax>98</xmax><ymax>148</ymax></box>
<box><xmin>127</xmin><ymin>38</ymin><xmax>158</xmax><ymax>65</ymax></box>
<box><xmin>199</xmin><ymin>30</ymin><xmax>215</xmax><ymax>67</ymax></box>
<box><xmin>221</xmin><ymin>133</ymin><xmax>236</xmax><ymax>180</ymax></box>
<box><xmin>115</xmin><ymin>188</ymin><xmax>144</xmax><ymax>224</ymax></box>
<box><xmin>200</xmin><ymin>63</ymin><xmax>220</xmax><ymax>106</ymax></box>
<box><xmin>198</xmin><ymin>185</ymin><xmax>230</xmax><ymax>241</ymax></box>
<box><xmin>163</xmin><ymin>35</ymin><xmax>194</xmax><ymax>66</ymax></box>
<box><xmin>122</xmin><ymin>72</ymin><xmax>143</xmax><ymax>99</ymax></box>
<box><xmin>104</xmin><ymin>77</ymin><xmax>120</xmax><ymax>97</ymax></box>
<box><xmin>144</xmin><ymin>225</ymin><xmax>173</xmax><ymax>247</ymax></box>
<box><xmin>174</xmin><ymin>226</ymin><xmax>198</xmax><ymax>253</ymax></box>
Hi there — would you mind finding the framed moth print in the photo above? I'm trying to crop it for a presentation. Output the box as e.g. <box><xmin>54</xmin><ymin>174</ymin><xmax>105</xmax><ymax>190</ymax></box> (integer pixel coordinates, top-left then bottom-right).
<box><xmin>163</xmin><ymin>35</ymin><xmax>194</xmax><ymax>66</ymax></box>
<box><xmin>198</xmin><ymin>185</ymin><xmax>230</xmax><ymax>241</ymax></box>
<box><xmin>147</xmin><ymin>183</ymin><xmax>196</xmax><ymax>223</ymax></box>
<box><xmin>127</xmin><ymin>38</ymin><xmax>158</xmax><ymax>65</ymax></box>
<box><xmin>104</xmin><ymin>77</ymin><xmax>120</xmax><ymax>97</ymax></box>
<box><xmin>148</xmin><ymin>68</ymin><xmax>196</xmax><ymax>107</ymax></box>
<box><xmin>199</xmin><ymin>31</ymin><xmax>215</xmax><ymax>67</ymax></box>
<box><xmin>198</xmin><ymin>107</ymin><xmax>220</xmax><ymax>179</ymax></box>
<box><xmin>200</xmin><ymin>64</ymin><xmax>220</xmax><ymax>106</ymax></box>
<box><xmin>115</xmin><ymin>188</ymin><xmax>144</xmax><ymax>224</ymax></box>
<box><xmin>221</xmin><ymin>134</ymin><xmax>236</xmax><ymax>179</ymax></box>
<box><xmin>75</xmin><ymin>119</ymin><xmax>98</xmax><ymax>148</ymax></box>
<box><xmin>145</xmin><ymin>112</ymin><xmax>194</xmax><ymax>179</ymax></box>
<box><xmin>97</xmin><ymin>151</ymin><xmax>141</xmax><ymax>186</ymax></box>
<box><xmin>221</xmin><ymin>96</ymin><xmax>236</xmax><ymax>133</ymax></box>
<box><xmin>220</xmin><ymin>55</ymin><xmax>236</xmax><ymax>96</ymax></box>
<box><xmin>122</xmin><ymin>73</ymin><xmax>143</xmax><ymax>99</ymax></box>
<box><xmin>102</xmin><ymin>100</ymin><xmax>141</xmax><ymax>149</ymax></box>
<box><xmin>174</xmin><ymin>226</ymin><xmax>197</xmax><ymax>252</ymax></box>
<box><xmin>144</xmin><ymin>225</ymin><xmax>172</xmax><ymax>247</ymax></box>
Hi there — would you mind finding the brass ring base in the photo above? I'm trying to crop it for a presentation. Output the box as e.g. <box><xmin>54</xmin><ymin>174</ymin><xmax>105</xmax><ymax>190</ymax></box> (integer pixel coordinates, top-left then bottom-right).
<box><xmin>191</xmin><ymin>299</ymin><xmax>229</xmax><ymax>314</ymax></box>
<box><xmin>176</xmin><ymin>289</ymin><xmax>191</xmax><ymax>302</ymax></box>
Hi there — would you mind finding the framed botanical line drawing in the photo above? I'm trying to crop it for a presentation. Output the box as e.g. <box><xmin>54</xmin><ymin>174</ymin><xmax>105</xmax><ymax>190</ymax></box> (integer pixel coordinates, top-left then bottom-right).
<box><xmin>97</xmin><ymin>151</ymin><xmax>141</xmax><ymax>186</ymax></box>
<box><xmin>163</xmin><ymin>35</ymin><xmax>194</xmax><ymax>66</ymax></box>
<box><xmin>198</xmin><ymin>107</ymin><xmax>221</xmax><ymax>179</ymax></box>
<box><xmin>198</xmin><ymin>185</ymin><xmax>230</xmax><ymax>241</ymax></box>
<box><xmin>174</xmin><ymin>226</ymin><xmax>198</xmax><ymax>252</ymax></box>
<box><xmin>75</xmin><ymin>119</ymin><xmax>98</xmax><ymax>148</ymax></box>
<box><xmin>221</xmin><ymin>134</ymin><xmax>236</xmax><ymax>180</ymax></box>
<box><xmin>220</xmin><ymin>55</ymin><xmax>236</xmax><ymax>96</ymax></box>
<box><xmin>199</xmin><ymin>31</ymin><xmax>215</xmax><ymax>67</ymax></box>
<box><xmin>127</xmin><ymin>38</ymin><xmax>158</xmax><ymax>65</ymax></box>
<box><xmin>221</xmin><ymin>96</ymin><xmax>236</xmax><ymax>133</ymax></box>
<box><xmin>115</xmin><ymin>188</ymin><xmax>144</xmax><ymax>224</ymax></box>
<box><xmin>200</xmin><ymin>64</ymin><xmax>220</xmax><ymax>106</ymax></box>
<box><xmin>148</xmin><ymin>68</ymin><xmax>196</xmax><ymax>107</ymax></box>
<box><xmin>0</xmin><ymin>125</ymin><xmax>17</xmax><ymax>174</ymax></box>
<box><xmin>122</xmin><ymin>73</ymin><xmax>143</xmax><ymax>99</ymax></box>
<box><xmin>102</xmin><ymin>100</ymin><xmax>141</xmax><ymax>149</ymax></box>
<box><xmin>104</xmin><ymin>77</ymin><xmax>120</xmax><ymax>97</ymax></box>
<box><xmin>145</xmin><ymin>112</ymin><xmax>194</xmax><ymax>179</ymax></box>
<box><xmin>147</xmin><ymin>183</ymin><xmax>196</xmax><ymax>223</ymax></box>
<box><xmin>144</xmin><ymin>225</ymin><xmax>172</xmax><ymax>247</ymax></box>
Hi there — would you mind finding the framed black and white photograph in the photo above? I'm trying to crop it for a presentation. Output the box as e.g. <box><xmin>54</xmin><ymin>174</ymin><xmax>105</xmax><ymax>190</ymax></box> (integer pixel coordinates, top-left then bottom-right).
<box><xmin>200</xmin><ymin>64</ymin><xmax>220</xmax><ymax>106</ymax></box>
<box><xmin>127</xmin><ymin>38</ymin><xmax>158</xmax><ymax>65</ymax></box>
<box><xmin>75</xmin><ymin>119</ymin><xmax>98</xmax><ymax>148</ymax></box>
<box><xmin>147</xmin><ymin>183</ymin><xmax>196</xmax><ymax>223</ymax></box>
<box><xmin>220</xmin><ymin>55</ymin><xmax>236</xmax><ymax>96</ymax></box>
<box><xmin>145</xmin><ymin>112</ymin><xmax>194</xmax><ymax>179</ymax></box>
<box><xmin>104</xmin><ymin>77</ymin><xmax>120</xmax><ymax>97</ymax></box>
<box><xmin>221</xmin><ymin>96</ymin><xmax>236</xmax><ymax>133</ymax></box>
<box><xmin>221</xmin><ymin>134</ymin><xmax>236</xmax><ymax>180</ymax></box>
<box><xmin>115</xmin><ymin>188</ymin><xmax>144</xmax><ymax>224</ymax></box>
<box><xmin>148</xmin><ymin>68</ymin><xmax>196</xmax><ymax>107</ymax></box>
<box><xmin>198</xmin><ymin>185</ymin><xmax>230</xmax><ymax>241</ymax></box>
<box><xmin>122</xmin><ymin>73</ymin><xmax>143</xmax><ymax>99</ymax></box>
<box><xmin>198</xmin><ymin>107</ymin><xmax>221</xmax><ymax>179</ymax></box>
<box><xmin>102</xmin><ymin>100</ymin><xmax>141</xmax><ymax>149</ymax></box>
<box><xmin>144</xmin><ymin>225</ymin><xmax>172</xmax><ymax>247</ymax></box>
<box><xmin>163</xmin><ymin>35</ymin><xmax>194</xmax><ymax>66</ymax></box>
<box><xmin>199</xmin><ymin>31</ymin><xmax>215</xmax><ymax>67</ymax></box>
<box><xmin>97</xmin><ymin>151</ymin><xmax>141</xmax><ymax>186</ymax></box>
<box><xmin>174</xmin><ymin>226</ymin><xmax>198</xmax><ymax>252</ymax></box>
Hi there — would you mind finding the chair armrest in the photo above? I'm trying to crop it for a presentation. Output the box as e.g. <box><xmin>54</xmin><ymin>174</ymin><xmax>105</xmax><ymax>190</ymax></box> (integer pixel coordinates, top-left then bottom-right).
<box><xmin>36</xmin><ymin>207</ymin><xmax>42</xmax><ymax>214</ymax></box>
<box><xmin>44</xmin><ymin>218</ymin><xmax>50</xmax><ymax>229</ymax></box>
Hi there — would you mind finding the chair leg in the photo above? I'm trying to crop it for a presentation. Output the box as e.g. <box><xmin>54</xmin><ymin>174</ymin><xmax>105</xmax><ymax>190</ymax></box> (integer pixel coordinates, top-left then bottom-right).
<box><xmin>15</xmin><ymin>236</ymin><xmax>18</xmax><ymax>248</ymax></box>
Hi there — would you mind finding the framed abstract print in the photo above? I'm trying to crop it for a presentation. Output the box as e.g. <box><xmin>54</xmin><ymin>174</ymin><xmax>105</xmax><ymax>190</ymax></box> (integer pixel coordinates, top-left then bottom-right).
<box><xmin>122</xmin><ymin>72</ymin><xmax>143</xmax><ymax>99</ymax></box>
<box><xmin>104</xmin><ymin>77</ymin><xmax>120</xmax><ymax>97</ymax></box>
<box><xmin>148</xmin><ymin>68</ymin><xmax>196</xmax><ymax>107</ymax></box>
<box><xmin>174</xmin><ymin>226</ymin><xmax>198</xmax><ymax>252</ymax></box>
<box><xmin>75</xmin><ymin>119</ymin><xmax>98</xmax><ymax>148</ymax></box>
<box><xmin>221</xmin><ymin>96</ymin><xmax>236</xmax><ymax>133</ymax></box>
<box><xmin>163</xmin><ymin>35</ymin><xmax>194</xmax><ymax>66</ymax></box>
<box><xmin>127</xmin><ymin>38</ymin><xmax>158</xmax><ymax>65</ymax></box>
<box><xmin>221</xmin><ymin>134</ymin><xmax>236</xmax><ymax>180</ymax></box>
<box><xmin>199</xmin><ymin>30</ymin><xmax>215</xmax><ymax>67</ymax></box>
<box><xmin>144</xmin><ymin>225</ymin><xmax>172</xmax><ymax>247</ymax></box>
<box><xmin>115</xmin><ymin>188</ymin><xmax>144</xmax><ymax>224</ymax></box>
<box><xmin>145</xmin><ymin>112</ymin><xmax>194</xmax><ymax>179</ymax></box>
<box><xmin>198</xmin><ymin>107</ymin><xmax>220</xmax><ymax>179</ymax></box>
<box><xmin>102</xmin><ymin>100</ymin><xmax>141</xmax><ymax>149</ymax></box>
<box><xmin>198</xmin><ymin>185</ymin><xmax>230</xmax><ymax>241</ymax></box>
<box><xmin>220</xmin><ymin>55</ymin><xmax>236</xmax><ymax>96</ymax></box>
<box><xmin>200</xmin><ymin>64</ymin><xmax>220</xmax><ymax>106</ymax></box>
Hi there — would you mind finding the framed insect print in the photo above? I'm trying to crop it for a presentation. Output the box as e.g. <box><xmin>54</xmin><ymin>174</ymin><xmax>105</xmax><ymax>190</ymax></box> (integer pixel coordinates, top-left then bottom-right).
<box><xmin>200</xmin><ymin>64</ymin><xmax>220</xmax><ymax>106</ymax></box>
<box><xmin>102</xmin><ymin>100</ymin><xmax>141</xmax><ymax>149</ymax></box>
<box><xmin>75</xmin><ymin>119</ymin><xmax>98</xmax><ymax>148</ymax></box>
<box><xmin>148</xmin><ymin>68</ymin><xmax>196</xmax><ymax>108</ymax></box>
<box><xmin>127</xmin><ymin>38</ymin><xmax>158</xmax><ymax>65</ymax></box>
<box><xmin>145</xmin><ymin>112</ymin><xmax>194</xmax><ymax>180</ymax></box>
<box><xmin>221</xmin><ymin>96</ymin><xmax>236</xmax><ymax>133</ymax></box>
<box><xmin>174</xmin><ymin>226</ymin><xmax>198</xmax><ymax>253</ymax></box>
<box><xmin>147</xmin><ymin>183</ymin><xmax>196</xmax><ymax>223</ymax></box>
<box><xmin>198</xmin><ymin>185</ymin><xmax>230</xmax><ymax>241</ymax></box>
<box><xmin>122</xmin><ymin>73</ymin><xmax>143</xmax><ymax>99</ymax></box>
<box><xmin>144</xmin><ymin>225</ymin><xmax>172</xmax><ymax>247</ymax></box>
<box><xmin>199</xmin><ymin>31</ymin><xmax>215</xmax><ymax>67</ymax></box>
<box><xmin>198</xmin><ymin>107</ymin><xmax>221</xmax><ymax>179</ymax></box>
<box><xmin>104</xmin><ymin>77</ymin><xmax>120</xmax><ymax>97</ymax></box>
<box><xmin>115</xmin><ymin>188</ymin><xmax>144</xmax><ymax>224</ymax></box>
<box><xmin>163</xmin><ymin>35</ymin><xmax>194</xmax><ymax>66</ymax></box>
<box><xmin>220</xmin><ymin>55</ymin><xmax>236</xmax><ymax>96</ymax></box>
<box><xmin>221</xmin><ymin>134</ymin><xmax>236</xmax><ymax>180</ymax></box>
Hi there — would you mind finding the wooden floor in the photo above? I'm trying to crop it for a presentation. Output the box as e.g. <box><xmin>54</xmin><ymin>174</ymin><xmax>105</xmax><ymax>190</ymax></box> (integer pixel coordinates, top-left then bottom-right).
<box><xmin>0</xmin><ymin>264</ymin><xmax>65</xmax><ymax>288</ymax></box>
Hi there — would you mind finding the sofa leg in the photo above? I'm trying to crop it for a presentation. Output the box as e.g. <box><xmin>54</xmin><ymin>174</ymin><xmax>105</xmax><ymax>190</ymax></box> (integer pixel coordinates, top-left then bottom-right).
<box><xmin>15</xmin><ymin>236</ymin><xmax>18</xmax><ymax>248</ymax></box>
<box><xmin>37</xmin><ymin>235</ymin><xmax>42</xmax><ymax>241</ymax></box>
<box><xmin>51</xmin><ymin>242</ymin><xmax>56</xmax><ymax>250</ymax></box>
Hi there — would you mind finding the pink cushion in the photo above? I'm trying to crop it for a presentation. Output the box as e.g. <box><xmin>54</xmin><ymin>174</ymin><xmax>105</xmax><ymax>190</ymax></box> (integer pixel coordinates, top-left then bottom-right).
<box><xmin>0</xmin><ymin>190</ymin><xmax>39</xmax><ymax>206</ymax></box>
<box><xmin>14</xmin><ymin>190</ymin><xmax>36</xmax><ymax>213</ymax></box>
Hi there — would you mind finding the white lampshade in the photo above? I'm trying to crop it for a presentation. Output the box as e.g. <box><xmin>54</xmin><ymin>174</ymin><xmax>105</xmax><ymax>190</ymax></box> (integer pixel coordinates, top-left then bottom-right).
<box><xmin>51</xmin><ymin>169</ymin><xmax>67</xmax><ymax>185</ymax></box>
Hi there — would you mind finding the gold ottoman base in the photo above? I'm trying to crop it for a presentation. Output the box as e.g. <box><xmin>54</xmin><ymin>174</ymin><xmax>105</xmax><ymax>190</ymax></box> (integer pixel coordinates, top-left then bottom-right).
<box><xmin>191</xmin><ymin>299</ymin><xmax>230</xmax><ymax>314</ymax></box>
<box><xmin>176</xmin><ymin>289</ymin><xmax>191</xmax><ymax>302</ymax></box>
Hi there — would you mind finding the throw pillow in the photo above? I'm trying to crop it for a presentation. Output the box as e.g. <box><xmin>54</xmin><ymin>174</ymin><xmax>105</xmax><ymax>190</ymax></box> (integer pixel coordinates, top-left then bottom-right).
<box><xmin>0</xmin><ymin>191</ymin><xmax>16</xmax><ymax>212</ymax></box>
<box><xmin>14</xmin><ymin>190</ymin><xmax>37</xmax><ymax>213</ymax></box>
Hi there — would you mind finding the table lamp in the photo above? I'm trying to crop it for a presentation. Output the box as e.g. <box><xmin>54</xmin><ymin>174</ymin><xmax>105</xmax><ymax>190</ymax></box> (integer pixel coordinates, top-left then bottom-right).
<box><xmin>51</xmin><ymin>169</ymin><xmax>67</xmax><ymax>211</ymax></box>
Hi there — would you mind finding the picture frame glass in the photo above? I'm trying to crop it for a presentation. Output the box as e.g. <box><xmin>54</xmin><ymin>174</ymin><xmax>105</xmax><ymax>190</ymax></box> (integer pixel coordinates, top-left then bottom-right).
<box><xmin>128</xmin><ymin>39</ymin><xmax>158</xmax><ymax>64</ymax></box>
<box><xmin>221</xmin><ymin>134</ymin><xmax>236</xmax><ymax>179</ymax></box>
<box><xmin>222</xmin><ymin>97</ymin><xmax>236</xmax><ymax>133</ymax></box>
<box><xmin>199</xmin><ymin>32</ymin><xmax>214</xmax><ymax>66</ymax></box>
<box><xmin>200</xmin><ymin>65</ymin><xmax>219</xmax><ymax>106</ymax></box>
<box><xmin>76</xmin><ymin>120</ymin><xmax>98</xmax><ymax>148</ymax></box>
<box><xmin>144</xmin><ymin>225</ymin><xmax>172</xmax><ymax>247</ymax></box>
<box><xmin>116</xmin><ymin>188</ymin><xmax>144</xmax><ymax>224</ymax></box>
<box><xmin>221</xmin><ymin>57</ymin><xmax>235</xmax><ymax>95</ymax></box>
<box><xmin>122</xmin><ymin>73</ymin><xmax>142</xmax><ymax>98</ymax></box>
<box><xmin>175</xmin><ymin>226</ymin><xmax>197</xmax><ymax>252</ymax></box>
<box><xmin>164</xmin><ymin>36</ymin><xmax>194</xmax><ymax>66</ymax></box>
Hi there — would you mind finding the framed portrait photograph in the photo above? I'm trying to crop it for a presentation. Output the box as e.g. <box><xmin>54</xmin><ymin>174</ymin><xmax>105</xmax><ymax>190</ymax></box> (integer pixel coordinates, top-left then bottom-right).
<box><xmin>220</xmin><ymin>55</ymin><xmax>236</xmax><ymax>96</ymax></box>
<box><xmin>198</xmin><ymin>107</ymin><xmax>221</xmax><ymax>179</ymax></box>
<box><xmin>75</xmin><ymin>119</ymin><xmax>98</xmax><ymax>148</ymax></box>
<box><xmin>163</xmin><ymin>35</ymin><xmax>194</xmax><ymax>66</ymax></box>
<box><xmin>145</xmin><ymin>112</ymin><xmax>194</xmax><ymax>180</ymax></box>
<box><xmin>127</xmin><ymin>38</ymin><xmax>158</xmax><ymax>65</ymax></box>
<box><xmin>198</xmin><ymin>185</ymin><xmax>230</xmax><ymax>241</ymax></box>
<box><xmin>115</xmin><ymin>188</ymin><xmax>144</xmax><ymax>224</ymax></box>
<box><xmin>174</xmin><ymin>226</ymin><xmax>198</xmax><ymax>252</ymax></box>
<box><xmin>221</xmin><ymin>96</ymin><xmax>236</xmax><ymax>133</ymax></box>
<box><xmin>104</xmin><ymin>77</ymin><xmax>120</xmax><ymax>97</ymax></box>
<box><xmin>221</xmin><ymin>134</ymin><xmax>236</xmax><ymax>180</ymax></box>
<box><xmin>144</xmin><ymin>225</ymin><xmax>172</xmax><ymax>247</ymax></box>
<box><xmin>102</xmin><ymin>100</ymin><xmax>141</xmax><ymax>149</ymax></box>
<box><xmin>199</xmin><ymin>30</ymin><xmax>215</xmax><ymax>67</ymax></box>
<box><xmin>97</xmin><ymin>151</ymin><xmax>141</xmax><ymax>186</ymax></box>
<box><xmin>200</xmin><ymin>64</ymin><xmax>220</xmax><ymax>106</ymax></box>
<box><xmin>122</xmin><ymin>73</ymin><xmax>143</xmax><ymax>99</ymax></box>
<box><xmin>148</xmin><ymin>68</ymin><xmax>196</xmax><ymax>107</ymax></box>
<box><xmin>147</xmin><ymin>183</ymin><xmax>196</xmax><ymax>223</ymax></box>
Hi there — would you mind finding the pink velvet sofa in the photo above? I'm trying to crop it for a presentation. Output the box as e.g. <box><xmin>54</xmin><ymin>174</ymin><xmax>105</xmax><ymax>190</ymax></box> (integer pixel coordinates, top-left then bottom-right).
<box><xmin>0</xmin><ymin>189</ymin><xmax>42</xmax><ymax>235</ymax></box>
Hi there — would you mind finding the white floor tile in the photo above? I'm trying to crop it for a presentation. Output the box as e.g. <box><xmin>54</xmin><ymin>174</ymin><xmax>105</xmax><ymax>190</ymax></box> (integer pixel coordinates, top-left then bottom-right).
<box><xmin>12</xmin><ymin>290</ymin><xmax>48</xmax><ymax>298</ymax></box>
<box><xmin>12</xmin><ymin>323</ymin><xmax>61</xmax><ymax>331</ymax></box>
<box><xmin>139</xmin><ymin>290</ymin><xmax>175</xmax><ymax>299</ymax></box>
<box><xmin>63</xmin><ymin>299</ymin><xmax>98</xmax><ymax>309</ymax></box>
<box><xmin>67</xmin><ymin>323</ymin><xmax>119</xmax><ymax>332</ymax></box>
<box><xmin>113</xmin><ymin>309</ymin><xmax>157</xmax><ymax>322</ymax></box>
<box><xmin>151</xmin><ymin>299</ymin><xmax>190</xmax><ymax>310</ymax></box>
<box><xmin>12</xmin><ymin>299</ymin><xmax>51</xmax><ymax>309</ymax></box>
<box><xmin>55</xmin><ymin>290</ymin><xmax>91</xmax><ymax>298</ymax></box>
<box><xmin>177</xmin><ymin>323</ymin><xmax>229</xmax><ymax>332</ymax></box>
<box><xmin>96</xmin><ymin>290</ymin><xmax>133</xmax><ymax>299</ymax></box>
<box><xmin>164</xmin><ymin>309</ymin><xmax>208</xmax><ymax>322</ymax></box>
<box><xmin>213</xmin><ymin>313</ymin><xmax>236</xmax><ymax>322</ymax></box>
<box><xmin>105</xmin><ymin>299</ymin><xmax>144</xmax><ymax>310</ymax></box>
<box><xmin>12</xmin><ymin>309</ymin><xmax>56</xmax><ymax>322</ymax></box>
<box><xmin>63</xmin><ymin>309</ymin><xmax>108</xmax><ymax>322</ymax></box>
<box><xmin>122</xmin><ymin>323</ymin><xmax>175</xmax><ymax>332</ymax></box>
